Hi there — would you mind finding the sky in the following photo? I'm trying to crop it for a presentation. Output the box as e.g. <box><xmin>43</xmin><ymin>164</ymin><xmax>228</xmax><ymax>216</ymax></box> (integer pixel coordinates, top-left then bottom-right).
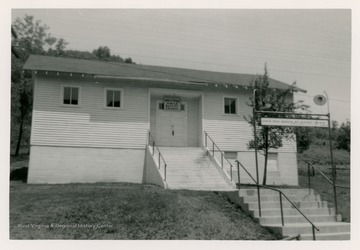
<box><xmin>11</xmin><ymin>9</ymin><xmax>351</xmax><ymax>123</ymax></box>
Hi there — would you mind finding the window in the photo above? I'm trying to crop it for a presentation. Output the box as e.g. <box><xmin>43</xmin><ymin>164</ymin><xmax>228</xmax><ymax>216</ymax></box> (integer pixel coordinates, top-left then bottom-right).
<box><xmin>62</xmin><ymin>86</ymin><xmax>79</xmax><ymax>105</ymax></box>
<box><xmin>105</xmin><ymin>88</ymin><xmax>123</xmax><ymax>108</ymax></box>
<box><xmin>224</xmin><ymin>151</ymin><xmax>237</xmax><ymax>160</ymax></box>
<box><xmin>224</xmin><ymin>97</ymin><xmax>237</xmax><ymax>114</ymax></box>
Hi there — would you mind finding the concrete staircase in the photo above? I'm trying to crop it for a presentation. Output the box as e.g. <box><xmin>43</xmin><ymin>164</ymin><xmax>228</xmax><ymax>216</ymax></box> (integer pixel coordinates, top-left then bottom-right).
<box><xmin>227</xmin><ymin>188</ymin><xmax>350</xmax><ymax>240</ymax></box>
<box><xmin>159</xmin><ymin>147</ymin><xmax>235</xmax><ymax>191</ymax></box>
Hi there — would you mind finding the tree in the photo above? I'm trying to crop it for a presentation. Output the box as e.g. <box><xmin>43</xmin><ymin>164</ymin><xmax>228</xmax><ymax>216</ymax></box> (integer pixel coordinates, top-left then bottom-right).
<box><xmin>336</xmin><ymin>120</ymin><xmax>350</xmax><ymax>154</ymax></box>
<box><xmin>47</xmin><ymin>38</ymin><xmax>69</xmax><ymax>57</ymax></box>
<box><xmin>294</xmin><ymin>127</ymin><xmax>314</xmax><ymax>153</ymax></box>
<box><xmin>331</xmin><ymin>120</ymin><xmax>339</xmax><ymax>140</ymax></box>
<box><xmin>92</xmin><ymin>46</ymin><xmax>135</xmax><ymax>63</ymax></box>
<box><xmin>245</xmin><ymin>65</ymin><xmax>308</xmax><ymax>185</ymax></box>
<box><xmin>125</xmin><ymin>57</ymin><xmax>133</xmax><ymax>64</ymax></box>
<box><xmin>61</xmin><ymin>50</ymin><xmax>98</xmax><ymax>60</ymax></box>
<box><xmin>11</xmin><ymin>15</ymin><xmax>68</xmax><ymax>155</ymax></box>
<box><xmin>92</xmin><ymin>46</ymin><xmax>111</xmax><ymax>61</ymax></box>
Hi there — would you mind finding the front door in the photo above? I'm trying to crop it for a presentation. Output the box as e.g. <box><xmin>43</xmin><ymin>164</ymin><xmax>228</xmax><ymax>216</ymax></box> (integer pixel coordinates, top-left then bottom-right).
<box><xmin>156</xmin><ymin>100</ymin><xmax>187</xmax><ymax>146</ymax></box>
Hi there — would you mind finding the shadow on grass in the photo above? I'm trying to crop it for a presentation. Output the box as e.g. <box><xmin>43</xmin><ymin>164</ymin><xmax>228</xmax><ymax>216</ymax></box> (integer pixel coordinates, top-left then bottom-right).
<box><xmin>10</xmin><ymin>167</ymin><xmax>28</xmax><ymax>183</ymax></box>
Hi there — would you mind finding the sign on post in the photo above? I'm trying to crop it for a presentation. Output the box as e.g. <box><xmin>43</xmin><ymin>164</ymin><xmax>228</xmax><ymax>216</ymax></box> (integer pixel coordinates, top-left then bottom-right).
<box><xmin>261</xmin><ymin>118</ymin><xmax>328</xmax><ymax>127</ymax></box>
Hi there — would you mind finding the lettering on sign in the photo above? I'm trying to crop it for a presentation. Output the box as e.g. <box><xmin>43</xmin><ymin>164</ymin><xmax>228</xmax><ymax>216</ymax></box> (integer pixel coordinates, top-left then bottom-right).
<box><xmin>261</xmin><ymin>118</ymin><xmax>328</xmax><ymax>128</ymax></box>
<box><xmin>164</xmin><ymin>96</ymin><xmax>181</xmax><ymax>111</ymax></box>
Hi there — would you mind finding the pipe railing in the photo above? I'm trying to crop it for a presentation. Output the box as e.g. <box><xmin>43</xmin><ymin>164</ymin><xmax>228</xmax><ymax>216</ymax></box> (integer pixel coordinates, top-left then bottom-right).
<box><xmin>204</xmin><ymin>131</ymin><xmax>235</xmax><ymax>181</ymax></box>
<box><xmin>148</xmin><ymin>130</ymin><xmax>167</xmax><ymax>181</ymax></box>
<box><xmin>281</xmin><ymin>234</ymin><xmax>300</xmax><ymax>241</ymax></box>
<box><xmin>307</xmin><ymin>162</ymin><xmax>350</xmax><ymax>215</ymax></box>
<box><xmin>235</xmin><ymin>160</ymin><xmax>319</xmax><ymax>240</ymax></box>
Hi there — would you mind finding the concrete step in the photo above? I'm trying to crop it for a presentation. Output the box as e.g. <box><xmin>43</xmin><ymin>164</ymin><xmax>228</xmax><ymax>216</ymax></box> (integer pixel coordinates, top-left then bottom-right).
<box><xmin>167</xmin><ymin>172</ymin><xmax>225</xmax><ymax>176</ymax></box>
<box><xmin>239</xmin><ymin>188</ymin><xmax>315</xmax><ymax>196</ymax></box>
<box><xmin>251</xmin><ymin>207</ymin><xmax>335</xmax><ymax>217</ymax></box>
<box><xmin>246</xmin><ymin>200</ymin><xmax>329</xmax><ymax>210</ymax></box>
<box><xmin>160</xmin><ymin>147</ymin><xmax>232</xmax><ymax>191</ymax></box>
<box><xmin>166</xmin><ymin>181</ymin><xmax>231</xmax><ymax>186</ymax></box>
<box><xmin>242</xmin><ymin>194</ymin><xmax>321</xmax><ymax>203</ymax></box>
<box><xmin>266</xmin><ymin>222</ymin><xmax>350</xmax><ymax>236</ymax></box>
<box><xmin>226</xmin><ymin>187</ymin><xmax>350</xmax><ymax>241</ymax></box>
<box><xmin>167</xmin><ymin>180</ymin><xmax>228</xmax><ymax>183</ymax></box>
<box><xmin>300</xmin><ymin>232</ymin><xmax>350</xmax><ymax>240</ymax></box>
<box><xmin>168</xmin><ymin>184</ymin><xmax>234</xmax><ymax>191</ymax></box>
<box><xmin>257</xmin><ymin>214</ymin><xmax>337</xmax><ymax>224</ymax></box>
<box><xmin>166</xmin><ymin>169</ymin><xmax>222</xmax><ymax>173</ymax></box>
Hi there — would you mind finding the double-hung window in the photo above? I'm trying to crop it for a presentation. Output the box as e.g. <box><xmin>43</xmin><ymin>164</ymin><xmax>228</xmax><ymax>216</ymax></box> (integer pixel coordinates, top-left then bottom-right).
<box><xmin>224</xmin><ymin>97</ymin><xmax>237</xmax><ymax>115</ymax></box>
<box><xmin>62</xmin><ymin>86</ymin><xmax>80</xmax><ymax>106</ymax></box>
<box><xmin>105</xmin><ymin>88</ymin><xmax>123</xmax><ymax>108</ymax></box>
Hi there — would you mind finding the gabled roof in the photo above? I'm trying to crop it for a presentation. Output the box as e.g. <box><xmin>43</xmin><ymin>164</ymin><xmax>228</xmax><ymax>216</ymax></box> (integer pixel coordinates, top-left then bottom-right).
<box><xmin>23</xmin><ymin>55</ymin><xmax>306</xmax><ymax>92</ymax></box>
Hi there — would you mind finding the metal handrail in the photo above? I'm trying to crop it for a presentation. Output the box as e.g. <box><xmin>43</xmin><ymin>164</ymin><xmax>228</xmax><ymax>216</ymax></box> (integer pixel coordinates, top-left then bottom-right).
<box><xmin>307</xmin><ymin>162</ymin><xmax>350</xmax><ymax>190</ymax></box>
<box><xmin>236</xmin><ymin>160</ymin><xmax>257</xmax><ymax>184</ymax></box>
<box><xmin>261</xmin><ymin>185</ymin><xmax>320</xmax><ymax>235</ymax></box>
<box><xmin>148</xmin><ymin>130</ymin><xmax>167</xmax><ymax>181</ymax></box>
<box><xmin>235</xmin><ymin>159</ymin><xmax>319</xmax><ymax>240</ymax></box>
<box><xmin>307</xmin><ymin>162</ymin><xmax>350</xmax><ymax>215</ymax></box>
<box><xmin>204</xmin><ymin>131</ymin><xmax>235</xmax><ymax>181</ymax></box>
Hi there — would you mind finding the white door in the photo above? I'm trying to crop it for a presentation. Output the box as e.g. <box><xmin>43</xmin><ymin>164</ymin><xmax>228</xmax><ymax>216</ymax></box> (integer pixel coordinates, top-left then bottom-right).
<box><xmin>156</xmin><ymin>100</ymin><xmax>187</xmax><ymax>146</ymax></box>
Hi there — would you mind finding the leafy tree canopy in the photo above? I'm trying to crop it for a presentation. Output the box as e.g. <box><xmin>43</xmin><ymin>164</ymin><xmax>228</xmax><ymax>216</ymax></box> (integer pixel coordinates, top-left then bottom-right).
<box><xmin>336</xmin><ymin>120</ymin><xmax>350</xmax><ymax>153</ymax></box>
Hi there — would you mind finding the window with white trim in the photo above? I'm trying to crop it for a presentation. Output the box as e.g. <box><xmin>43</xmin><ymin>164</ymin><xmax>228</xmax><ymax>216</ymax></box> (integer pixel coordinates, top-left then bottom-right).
<box><xmin>224</xmin><ymin>97</ymin><xmax>237</xmax><ymax>114</ymax></box>
<box><xmin>105</xmin><ymin>88</ymin><xmax>123</xmax><ymax>108</ymax></box>
<box><xmin>62</xmin><ymin>86</ymin><xmax>80</xmax><ymax>105</ymax></box>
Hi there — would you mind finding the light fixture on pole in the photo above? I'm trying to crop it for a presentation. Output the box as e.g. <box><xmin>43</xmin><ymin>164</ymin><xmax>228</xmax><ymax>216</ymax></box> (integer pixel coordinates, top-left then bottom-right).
<box><xmin>313</xmin><ymin>94</ymin><xmax>327</xmax><ymax>106</ymax></box>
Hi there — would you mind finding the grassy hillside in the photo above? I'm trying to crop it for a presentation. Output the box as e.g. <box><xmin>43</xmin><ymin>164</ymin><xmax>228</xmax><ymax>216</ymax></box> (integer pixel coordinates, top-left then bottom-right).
<box><xmin>297</xmin><ymin>142</ymin><xmax>350</xmax><ymax>166</ymax></box>
<box><xmin>297</xmin><ymin>142</ymin><xmax>350</xmax><ymax>222</ymax></box>
<box><xmin>10</xmin><ymin>182</ymin><xmax>279</xmax><ymax>240</ymax></box>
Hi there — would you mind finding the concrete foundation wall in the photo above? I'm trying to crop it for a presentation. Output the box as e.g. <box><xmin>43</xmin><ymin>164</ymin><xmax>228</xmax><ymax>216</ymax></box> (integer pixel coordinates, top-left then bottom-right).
<box><xmin>237</xmin><ymin>151</ymin><xmax>298</xmax><ymax>186</ymax></box>
<box><xmin>28</xmin><ymin>146</ymin><xmax>145</xmax><ymax>184</ymax></box>
<box><xmin>144</xmin><ymin>146</ymin><xmax>167</xmax><ymax>188</ymax></box>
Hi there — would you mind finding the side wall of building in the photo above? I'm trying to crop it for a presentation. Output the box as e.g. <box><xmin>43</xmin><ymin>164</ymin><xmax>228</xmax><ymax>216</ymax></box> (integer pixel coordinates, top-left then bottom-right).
<box><xmin>28</xmin><ymin>75</ymin><xmax>149</xmax><ymax>184</ymax></box>
<box><xmin>202</xmin><ymin>88</ymin><xmax>299</xmax><ymax>186</ymax></box>
<box><xmin>31</xmin><ymin>75</ymin><xmax>149</xmax><ymax>148</ymax></box>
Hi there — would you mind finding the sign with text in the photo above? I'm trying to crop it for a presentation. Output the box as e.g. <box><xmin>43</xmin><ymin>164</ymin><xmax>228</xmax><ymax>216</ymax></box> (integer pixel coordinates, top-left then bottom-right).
<box><xmin>261</xmin><ymin>118</ymin><xmax>328</xmax><ymax>127</ymax></box>
<box><xmin>164</xmin><ymin>96</ymin><xmax>181</xmax><ymax>111</ymax></box>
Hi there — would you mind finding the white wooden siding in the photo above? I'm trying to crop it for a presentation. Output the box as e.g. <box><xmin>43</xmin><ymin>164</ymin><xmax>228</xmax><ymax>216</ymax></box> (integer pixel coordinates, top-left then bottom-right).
<box><xmin>198</xmin><ymin>94</ymin><xmax>204</xmax><ymax>146</ymax></box>
<box><xmin>203</xmin><ymin>89</ymin><xmax>297</xmax><ymax>152</ymax></box>
<box><xmin>32</xmin><ymin>76</ymin><xmax>149</xmax><ymax>149</ymax></box>
<box><xmin>203</xmin><ymin>90</ymin><xmax>252</xmax><ymax>121</ymax></box>
<box><xmin>150</xmin><ymin>97</ymin><xmax>157</xmax><ymax>139</ymax></box>
<box><xmin>185</xmin><ymin>98</ymin><xmax>199</xmax><ymax>147</ymax></box>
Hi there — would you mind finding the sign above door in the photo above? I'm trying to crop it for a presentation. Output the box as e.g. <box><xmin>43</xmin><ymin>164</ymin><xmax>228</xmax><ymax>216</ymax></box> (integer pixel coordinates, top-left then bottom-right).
<box><xmin>164</xmin><ymin>96</ymin><xmax>181</xmax><ymax>111</ymax></box>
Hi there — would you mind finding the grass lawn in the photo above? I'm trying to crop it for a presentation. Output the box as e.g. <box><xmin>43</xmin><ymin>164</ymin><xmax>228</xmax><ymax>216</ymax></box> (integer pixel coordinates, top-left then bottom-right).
<box><xmin>10</xmin><ymin>181</ymin><xmax>279</xmax><ymax>240</ymax></box>
<box><xmin>297</xmin><ymin>143</ymin><xmax>350</xmax><ymax>165</ymax></box>
<box><xmin>297</xmin><ymin>142</ymin><xmax>350</xmax><ymax>222</ymax></box>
